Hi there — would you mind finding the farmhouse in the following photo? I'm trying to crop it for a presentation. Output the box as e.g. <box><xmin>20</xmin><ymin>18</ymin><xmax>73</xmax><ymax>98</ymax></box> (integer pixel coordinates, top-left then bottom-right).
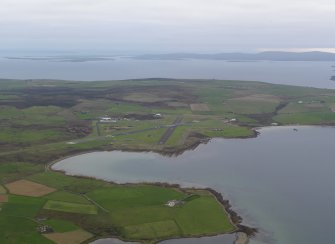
<box><xmin>37</xmin><ymin>225</ymin><xmax>53</xmax><ymax>234</ymax></box>
<box><xmin>166</xmin><ymin>200</ymin><xmax>183</xmax><ymax>207</ymax></box>
<box><xmin>153</xmin><ymin>113</ymin><xmax>162</xmax><ymax>118</ymax></box>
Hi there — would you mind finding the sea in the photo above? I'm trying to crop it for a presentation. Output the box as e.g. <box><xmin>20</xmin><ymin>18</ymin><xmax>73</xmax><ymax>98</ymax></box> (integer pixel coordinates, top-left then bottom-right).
<box><xmin>0</xmin><ymin>57</ymin><xmax>334</xmax><ymax>89</ymax></box>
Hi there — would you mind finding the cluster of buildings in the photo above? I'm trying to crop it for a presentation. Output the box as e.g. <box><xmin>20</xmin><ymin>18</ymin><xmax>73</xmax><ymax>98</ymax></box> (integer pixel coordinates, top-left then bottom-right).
<box><xmin>99</xmin><ymin>117</ymin><xmax>117</xmax><ymax>123</ymax></box>
<box><xmin>99</xmin><ymin>113</ymin><xmax>162</xmax><ymax>123</ymax></box>
<box><xmin>37</xmin><ymin>225</ymin><xmax>53</xmax><ymax>234</ymax></box>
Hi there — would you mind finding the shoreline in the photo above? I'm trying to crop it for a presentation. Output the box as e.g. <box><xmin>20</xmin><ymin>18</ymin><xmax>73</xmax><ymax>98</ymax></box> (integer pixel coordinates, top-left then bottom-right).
<box><xmin>49</xmin><ymin>158</ymin><xmax>257</xmax><ymax>244</ymax></box>
<box><xmin>47</xmin><ymin>124</ymin><xmax>335</xmax><ymax>244</ymax></box>
<box><xmin>46</xmin><ymin>125</ymin><xmax>329</xmax><ymax>242</ymax></box>
<box><xmin>46</xmin><ymin>127</ymin><xmax>260</xmax><ymax>169</ymax></box>
<box><xmin>47</xmin><ymin>124</ymin><xmax>326</xmax><ymax>169</ymax></box>
<box><xmin>46</xmin><ymin>125</ymin><xmax>327</xmax><ymax>243</ymax></box>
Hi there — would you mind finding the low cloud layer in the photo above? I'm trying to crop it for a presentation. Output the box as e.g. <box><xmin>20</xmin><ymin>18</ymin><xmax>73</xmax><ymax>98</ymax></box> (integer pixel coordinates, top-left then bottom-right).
<box><xmin>1</xmin><ymin>0</ymin><xmax>334</xmax><ymax>52</ymax></box>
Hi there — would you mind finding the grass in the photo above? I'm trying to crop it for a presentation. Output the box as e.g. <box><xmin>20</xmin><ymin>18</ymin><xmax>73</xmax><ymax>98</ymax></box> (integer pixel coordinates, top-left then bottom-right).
<box><xmin>28</xmin><ymin>172</ymin><xmax>106</xmax><ymax>191</ymax></box>
<box><xmin>0</xmin><ymin>106</ymin><xmax>65</xmax><ymax>127</ymax></box>
<box><xmin>0</xmin><ymin>129</ymin><xmax>65</xmax><ymax>144</ymax></box>
<box><xmin>87</xmin><ymin>185</ymin><xmax>186</xmax><ymax>211</ymax></box>
<box><xmin>0</xmin><ymin>163</ymin><xmax>44</xmax><ymax>184</ymax></box>
<box><xmin>114</xmin><ymin>128</ymin><xmax>167</xmax><ymax>145</ymax></box>
<box><xmin>0</xmin><ymin>105</ymin><xmax>73</xmax><ymax>150</ymax></box>
<box><xmin>166</xmin><ymin>126</ymin><xmax>190</xmax><ymax>146</ymax></box>
<box><xmin>166</xmin><ymin>119</ymin><xmax>254</xmax><ymax>144</ymax></box>
<box><xmin>45</xmin><ymin>191</ymin><xmax>90</xmax><ymax>204</ymax></box>
<box><xmin>87</xmin><ymin>185</ymin><xmax>235</xmax><ymax>240</ymax></box>
<box><xmin>106</xmin><ymin>102</ymin><xmax>149</xmax><ymax>114</ymax></box>
<box><xmin>43</xmin><ymin>200</ymin><xmax>98</xmax><ymax>215</ymax></box>
<box><xmin>1</xmin><ymin>195</ymin><xmax>46</xmax><ymax>218</ymax></box>
<box><xmin>0</xmin><ymin>216</ymin><xmax>53</xmax><ymax>244</ymax></box>
<box><xmin>203</xmin><ymin>125</ymin><xmax>254</xmax><ymax>138</ymax></box>
<box><xmin>222</xmin><ymin>95</ymin><xmax>280</xmax><ymax>114</ymax></box>
<box><xmin>175</xmin><ymin>196</ymin><xmax>236</xmax><ymax>235</ymax></box>
<box><xmin>123</xmin><ymin>93</ymin><xmax>171</xmax><ymax>103</ymax></box>
<box><xmin>28</xmin><ymin>172</ymin><xmax>78</xmax><ymax>189</ymax></box>
<box><xmin>123</xmin><ymin>220</ymin><xmax>181</xmax><ymax>239</ymax></box>
<box><xmin>43</xmin><ymin>219</ymin><xmax>79</xmax><ymax>232</ymax></box>
<box><xmin>278</xmin><ymin>102</ymin><xmax>328</xmax><ymax>114</ymax></box>
<box><xmin>274</xmin><ymin>111</ymin><xmax>335</xmax><ymax>125</ymax></box>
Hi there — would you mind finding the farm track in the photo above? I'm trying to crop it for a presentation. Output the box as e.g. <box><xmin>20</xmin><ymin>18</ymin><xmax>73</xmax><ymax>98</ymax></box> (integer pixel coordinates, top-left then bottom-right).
<box><xmin>82</xmin><ymin>194</ymin><xmax>110</xmax><ymax>213</ymax></box>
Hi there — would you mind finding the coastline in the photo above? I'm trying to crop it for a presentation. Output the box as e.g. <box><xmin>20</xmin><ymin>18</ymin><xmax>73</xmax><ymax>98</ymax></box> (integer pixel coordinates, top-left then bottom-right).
<box><xmin>47</xmin><ymin>124</ymin><xmax>323</xmax><ymax>170</ymax></box>
<box><xmin>34</xmin><ymin>125</ymin><xmax>333</xmax><ymax>243</ymax></box>
<box><xmin>46</xmin><ymin>125</ymin><xmax>324</xmax><ymax>242</ymax></box>
<box><xmin>46</xmin><ymin>127</ymin><xmax>261</xmax><ymax>170</ymax></box>
<box><xmin>234</xmin><ymin>232</ymin><xmax>249</xmax><ymax>244</ymax></box>
<box><xmin>47</xmin><ymin>125</ymin><xmax>328</xmax><ymax>243</ymax></box>
<box><xmin>49</xmin><ymin>156</ymin><xmax>257</xmax><ymax>244</ymax></box>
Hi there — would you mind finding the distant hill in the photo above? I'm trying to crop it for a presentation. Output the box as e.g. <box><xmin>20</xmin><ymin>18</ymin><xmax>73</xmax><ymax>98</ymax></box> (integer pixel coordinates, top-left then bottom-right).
<box><xmin>134</xmin><ymin>51</ymin><xmax>335</xmax><ymax>61</ymax></box>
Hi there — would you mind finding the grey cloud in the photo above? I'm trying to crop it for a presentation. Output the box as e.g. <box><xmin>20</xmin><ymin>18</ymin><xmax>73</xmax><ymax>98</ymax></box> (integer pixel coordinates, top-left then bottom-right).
<box><xmin>0</xmin><ymin>0</ymin><xmax>334</xmax><ymax>52</ymax></box>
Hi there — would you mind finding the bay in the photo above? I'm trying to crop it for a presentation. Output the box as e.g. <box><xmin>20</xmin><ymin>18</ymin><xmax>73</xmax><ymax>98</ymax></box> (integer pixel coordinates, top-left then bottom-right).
<box><xmin>53</xmin><ymin>126</ymin><xmax>335</xmax><ymax>244</ymax></box>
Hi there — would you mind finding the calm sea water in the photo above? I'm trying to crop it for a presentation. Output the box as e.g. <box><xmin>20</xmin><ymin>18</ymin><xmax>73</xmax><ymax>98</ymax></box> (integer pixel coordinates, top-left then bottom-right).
<box><xmin>53</xmin><ymin>126</ymin><xmax>335</xmax><ymax>244</ymax></box>
<box><xmin>0</xmin><ymin>57</ymin><xmax>334</xmax><ymax>88</ymax></box>
<box><xmin>91</xmin><ymin>235</ymin><xmax>235</xmax><ymax>244</ymax></box>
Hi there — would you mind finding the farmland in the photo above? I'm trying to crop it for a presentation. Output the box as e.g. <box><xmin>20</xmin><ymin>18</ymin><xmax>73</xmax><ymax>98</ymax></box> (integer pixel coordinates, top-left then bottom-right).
<box><xmin>1</xmin><ymin>78</ymin><xmax>335</xmax><ymax>164</ymax></box>
<box><xmin>1</xmin><ymin>78</ymin><xmax>335</xmax><ymax>243</ymax></box>
<box><xmin>0</xmin><ymin>171</ymin><xmax>239</xmax><ymax>243</ymax></box>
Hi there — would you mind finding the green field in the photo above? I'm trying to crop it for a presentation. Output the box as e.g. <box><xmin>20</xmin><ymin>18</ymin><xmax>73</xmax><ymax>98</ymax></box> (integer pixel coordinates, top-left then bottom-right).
<box><xmin>45</xmin><ymin>190</ymin><xmax>90</xmax><ymax>204</ymax></box>
<box><xmin>274</xmin><ymin>111</ymin><xmax>335</xmax><ymax>124</ymax></box>
<box><xmin>0</xmin><ymin>163</ymin><xmax>44</xmax><ymax>184</ymax></box>
<box><xmin>86</xmin><ymin>185</ymin><xmax>236</xmax><ymax>240</ymax></box>
<box><xmin>1</xmin><ymin>195</ymin><xmax>46</xmax><ymax>218</ymax></box>
<box><xmin>43</xmin><ymin>219</ymin><xmax>79</xmax><ymax>232</ymax></box>
<box><xmin>123</xmin><ymin>220</ymin><xmax>181</xmax><ymax>239</ymax></box>
<box><xmin>28</xmin><ymin>171</ymin><xmax>107</xmax><ymax>192</ymax></box>
<box><xmin>174</xmin><ymin>196</ymin><xmax>235</xmax><ymax>235</ymax></box>
<box><xmin>222</xmin><ymin>94</ymin><xmax>280</xmax><ymax>114</ymax></box>
<box><xmin>0</xmin><ymin>171</ymin><xmax>237</xmax><ymax>243</ymax></box>
<box><xmin>44</xmin><ymin>200</ymin><xmax>98</xmax><ymax>214</ymax></box>
<box><xmin>0</xmin><ymin>216</ymin><xmax>52</xmax><ymax>244</ymax></box>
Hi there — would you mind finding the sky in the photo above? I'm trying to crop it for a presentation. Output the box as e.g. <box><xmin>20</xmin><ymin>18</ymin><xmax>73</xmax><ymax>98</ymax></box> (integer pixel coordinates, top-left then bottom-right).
<box><xmin>0</xmin><ymin>0</ymin><xmax>335</xmax><ymax>54</ymax></box>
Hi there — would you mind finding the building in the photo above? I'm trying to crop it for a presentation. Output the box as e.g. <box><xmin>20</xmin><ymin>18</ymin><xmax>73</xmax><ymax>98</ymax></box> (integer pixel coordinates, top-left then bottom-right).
<box><xmin>37</xmin><ymin>225</ymin><xmax>53</xmax><ymax>234</ymax></box>
<box><xmin>166</xmin><ymin>200</ymin><xmax>183</xmax><ymax>207</ymax></box>
<box><xmin>99</xmin><ymin>117</ymin><xmax>117</xmax><ymax>123</ymax></box>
